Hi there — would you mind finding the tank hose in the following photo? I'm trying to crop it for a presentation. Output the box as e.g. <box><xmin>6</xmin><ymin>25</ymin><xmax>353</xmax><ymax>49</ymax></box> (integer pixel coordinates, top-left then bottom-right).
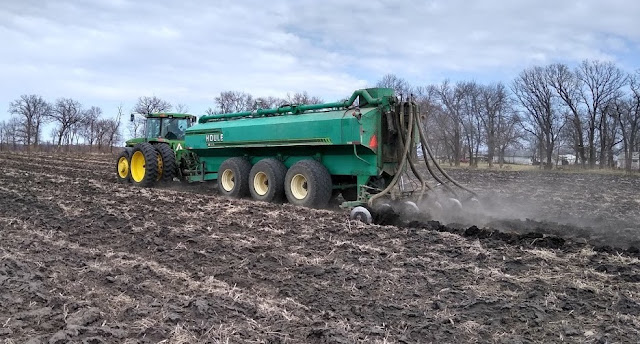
<box><xmin>411</xmin><ymin>102</ymin><xmax>456</xmax><ymax>196</ymax></box>
<box><xmin>414</xmin><ymin>102</ymin><xmax>477</xmax><ymax>197</ymax></box>
<box><xmin>368</xmin><ymin>100</ymin><xmax>415</xmax><ymax>206</ymax></box>
<box><xmin>398</xmin><ymin>102</ymin><xmax>431</xmax><ymax>196</ymax></box>
<box><xmin>367</xmin><ymin>99</ymin><xmax>476</xmax><ymax>207</ymax></box>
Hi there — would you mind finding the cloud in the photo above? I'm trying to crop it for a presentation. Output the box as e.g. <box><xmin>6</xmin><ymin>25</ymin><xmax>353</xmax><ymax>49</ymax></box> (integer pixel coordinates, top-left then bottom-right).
<box><xmin>0</xmin><ymin>0</ymin><xmax>638</xmax><ymax>120</ymax></box>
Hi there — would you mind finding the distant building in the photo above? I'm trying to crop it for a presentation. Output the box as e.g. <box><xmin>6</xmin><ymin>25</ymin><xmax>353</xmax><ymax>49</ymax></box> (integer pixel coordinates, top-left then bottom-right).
<box><xmin>617</xmin><ymin>152</ymin><xmax>640</xmax><ymax>169</ymax></box>
<box><xmin>495</xmin><ymin>149</ymin><xmax>532</xmax><ymax>165</ymax></box>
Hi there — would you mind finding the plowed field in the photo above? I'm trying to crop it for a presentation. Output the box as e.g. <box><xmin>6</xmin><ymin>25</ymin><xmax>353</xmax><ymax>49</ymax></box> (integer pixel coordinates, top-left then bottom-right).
<box><xmin>1</xmin><ymin>152</ymin><xmax>639</xmax><ymax>343</ymax></box>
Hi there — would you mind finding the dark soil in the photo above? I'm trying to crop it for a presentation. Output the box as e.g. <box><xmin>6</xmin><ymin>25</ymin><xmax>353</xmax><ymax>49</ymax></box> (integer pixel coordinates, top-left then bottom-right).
<box><xmin>443</xmin><ymin>168</ymin><xmax>640</xmax><ymax>249</ymax></box>
<box><xmin>1</xmin><ymin>152</ymin><xmax>639</xmax><ymax>343</ymax></box>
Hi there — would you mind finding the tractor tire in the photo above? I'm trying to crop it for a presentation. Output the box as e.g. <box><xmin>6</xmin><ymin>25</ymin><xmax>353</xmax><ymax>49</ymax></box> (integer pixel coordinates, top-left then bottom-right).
<box><xmin>218</xmin><ymin>157</ymin><xmax>252</xmax><ymax>198</ymax></box>
<box><xmin>249</xmin><ymin>158</ymin><xmax>287</xmax><ymax>202</ymax></box>
<box><xmin>129</xmin><ymin>143</ymin><xmax>159</xmax><ymax>187</ymax></box>
<box><xmin>115</xmin><ymin>148</ymin><xmax>132</xmax><ymax>183</ymax></box>
<box><xmin>154</xmin><ymin>143</ymin><xmax>176</xmax><ymax>183</ymax></box>
<box><xmin>285</xmin><ymin>160</ymin><xmax>332</xmax><ymax>208</ymax></box>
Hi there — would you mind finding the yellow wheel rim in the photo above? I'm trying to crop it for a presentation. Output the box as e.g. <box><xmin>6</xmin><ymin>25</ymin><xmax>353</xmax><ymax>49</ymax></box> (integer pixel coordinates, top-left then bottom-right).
<box><xmin>290</xmin><ymin>174</ymin><xmax>308</xmax><ymax>200</ymax></box>
<box><xmin>253</xmin><ymin>172</ymin><xmax>269</xmax><ymax>196</ymax></box>
<box><xmin>156</xmin><ymin>153</ymin><xmax>163</xmax><ymax>181</ymax></box>
<box><xmin>117</xmin><ymin>156</ymin><xmax>129</xmax><ymax>179</ymax></box>
<box><xmin>221</xmin><ymin>169</ymin><xmax>235</xmax><ymax>192</ymax></box>
<box><xmin>130</xmin><ymin>151</ymin><xmax>146</xmax><ymax>182</ymax></box>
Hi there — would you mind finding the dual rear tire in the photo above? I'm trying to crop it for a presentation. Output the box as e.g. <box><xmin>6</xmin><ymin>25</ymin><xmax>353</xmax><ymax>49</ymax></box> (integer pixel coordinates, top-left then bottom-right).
<box><xmin>117</xmin><ymin>143</ymin><xmax>176</xmax><ymax>186</ymax></box>
<box><xmin>116</xmin><ymin>148</ymin><xmax>133</xmax><ymax>183</ymax></box>
<box><xmin>218</xmin><ymin>158</ymin><xmax>332</xmax><ymax>208</ymax></box>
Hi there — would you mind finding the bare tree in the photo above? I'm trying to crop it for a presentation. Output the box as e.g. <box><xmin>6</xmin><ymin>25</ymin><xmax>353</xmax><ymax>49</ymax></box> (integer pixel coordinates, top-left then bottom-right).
<box><xmin>133</xmin><ymin>96</ymin><xmax>172</xmax><ymax>114</ymax></box>
<box><xmin>106</xmin><ymin>106</ymin><xmax>123</xmax><ymax>152</ymax></box>
<box><xmin>476</xmin><ymin>83</ymin><xmax>511</xmax><ymax>167</ymax></box>
<box><xmin>255</xmin><ymin>96</ymin><xmax>286</xmax><ymax>109</ymax></box>
<box><xmin>615</xmin><ymin>71</ymin><xmax>640</xmax><ymax>171</ymax></box>
<box><xmin>81</xmin><ymin>106</ymin><xmax>102</xmax><ymax>151</ymax></box>
<box><xmin>51</xmin><ymin>98</ymin><xmax>85</xmax><ymax>148</ymax></box>
<box><xmin>8</xmin><ymin>94</ymin><xmax>52</xmax><ymax>148</ymax></box>
<box><xmin>577</xmin><ymin>60</ymin><xmax>627</xmax><ymax>168</ymax></box>
<box><xmin>546</xmin><ymin>63</ymin><xmax>587</xmax><ymax>167</ymax></box>
<box><xmin>376</xmin><ymin>74</ymin><xmax>413</xmax><ymax>96</ymax></box>
<box><xmin>6</xmin><ymin>117</ymin><xmax>21</xmax><ymax>150</ymax></box>
<box><xmin>94</xmin><ymin>119</ymin><xmax>112</xmax><ymax>151</ymax></box>
<box><xmin>284</xmin><ymin>92</ymin><xmax>323</xmax><ymax>105</ymax></box>
<box><xmin>460</xmin><ymin>82</ymin><xmax>484</xmax><ymax>167</ymax></box>
<box><xmin>512</xmin><ymin>66</ymin><xmax>565</xmax><ymax>169</ymax></box>
<box><xmin>0</xmin><ymin>120</ymin><xmax>6</xmax><ymax>151</ymax></box>
<box><xmin>174</xmin><ymin>103</ymin><xmax>189</xmax><ymax>113</ymax></box>
<box><xmin>214</xmin><ymin>91</ymin><xmax>254</xmax><ymax>113</ymax></box>
<box><xmin>130</xmin><ymin>96</ymin><xmax>172</xmax><ymax>138</ymax></box>
<box><xmin>599</xmin><ymin>101</ymin><xmax>622</xmax><ymax>168</ymax></box>
<box><xmin>496</xmin><ymin>111</ymin><xmax>524</xmax><ymax>167</ymax></box>
<box><xmin>435</xmin><ymin>80</ymin><xmax>467</xmax><ymax>166</ymax></box>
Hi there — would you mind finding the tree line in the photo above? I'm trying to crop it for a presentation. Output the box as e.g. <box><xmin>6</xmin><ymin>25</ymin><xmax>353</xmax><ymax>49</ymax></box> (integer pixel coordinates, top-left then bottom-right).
<box><xmin>205</xmin><ymin>91</ymin><xmax>323</xmax><ymax>115</ymax></box>
<box><xmin>0</xmin><ymin>95</ymin><xmax>192</xmax><ymax>152</ymax></box>
<box><xmin>377</xmin><ymin>60</ymin><xmax>640</xmax><ymax>171</ymax></box>
<box><xmin>0</xmin><ymin>95</ymin><xmax>123</xmax><ymax>152</ymax></box>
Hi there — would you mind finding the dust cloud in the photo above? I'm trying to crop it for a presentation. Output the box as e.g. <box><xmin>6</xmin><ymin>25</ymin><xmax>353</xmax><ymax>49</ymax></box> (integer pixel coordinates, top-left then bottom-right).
<box><xmin>403</xmin><ymin>170</ymin><xmax>640</xmax><ymax>249</ymax></box>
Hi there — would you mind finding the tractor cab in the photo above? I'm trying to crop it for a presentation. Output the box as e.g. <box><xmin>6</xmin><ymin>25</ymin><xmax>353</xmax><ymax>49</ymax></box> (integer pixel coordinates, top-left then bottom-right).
<box><xmin>133</xmin><ymin>113</ymin><xmax>197</xmax><ymax>141</ymax></box>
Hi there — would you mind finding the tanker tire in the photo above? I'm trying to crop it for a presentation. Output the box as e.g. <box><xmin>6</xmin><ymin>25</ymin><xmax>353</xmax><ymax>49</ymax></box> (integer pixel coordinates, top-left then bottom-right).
<box><xmin>154</xmin><ymin>143</ymin><xmax>176</xmax><ymax>183</ymax></box>
<box><xmin>218</xmin><ymin>157</ymin><xmax>251</xmax><ymax>198</ymax></box>
<box><xmin>129</xmin><ymin>143</ymin><xmax>159</xmax><ymax>187</ymax></box>
<box><xmin>115</xmin><ymin>148</ymin><xmax>132</xmax><ymax>183</ymax></box>
<box><xmin>285</xmin><ymin>160</ymin><xmax>332</xmax><ymax>208</ymax></box>
<box><xmin>249</xmin><ymin>158</ymin><xmax>287</xmax><ymax>203</ymax></box>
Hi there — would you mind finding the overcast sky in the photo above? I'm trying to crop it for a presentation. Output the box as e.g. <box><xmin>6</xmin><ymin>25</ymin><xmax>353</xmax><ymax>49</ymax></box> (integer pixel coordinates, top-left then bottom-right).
<box><xmin>1</xmin><ymin>0</ymin><xmax>639</xmax><ymax>123</ymax></box>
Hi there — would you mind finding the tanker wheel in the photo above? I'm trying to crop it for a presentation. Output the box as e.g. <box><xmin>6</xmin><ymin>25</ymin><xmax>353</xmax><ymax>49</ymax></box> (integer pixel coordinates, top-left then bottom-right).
<box><xmin>218</xmin><ymin>157</ymin><xmax>251</xmax><ymax>198</ymax></box>
<box><xmin>249</xmin><ymin>158</ymin><xmax>287</xmax><ymax>202</ymax></box>
<box><xmin>129</xmin><ymin>143</ymin><xmax>159</xmax><ymax>187</ymax></box>
<box><xmin>154</xmin><ymin>143</ymin><xmax>176</xmax><ymax>183</ymax></box>
<box><xmin>115</xmin><ymin>148</ymin><xmax>132</xmax><ymax>183</ymax></box>
<box><xmin>350</xmin><ymin>206</ymin><xmax>373</xmax><ymax>224</ymax></box>
<box><xmin>284</xmin><ymin>160</ymin><xmax>332</xmax><ymax>208</ymax></box>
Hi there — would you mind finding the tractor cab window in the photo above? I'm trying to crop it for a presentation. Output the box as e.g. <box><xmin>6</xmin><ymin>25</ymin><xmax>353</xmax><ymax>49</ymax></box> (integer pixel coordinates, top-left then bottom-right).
<box><xmin>145</xmin><ymin>118</ymin><xmax>162</xmax><ymax>139</ymax></box>
<box><xmin>162</xmin><ymin>118</ymin><xmax>189</xmax><ymax>140</ymax></box>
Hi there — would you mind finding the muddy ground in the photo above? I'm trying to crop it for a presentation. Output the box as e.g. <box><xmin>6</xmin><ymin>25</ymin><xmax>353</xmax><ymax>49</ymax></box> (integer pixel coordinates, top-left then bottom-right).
<box><xmin>1</xmin><ymin>152</ymin><xmax>639</xmax><ymax>343</ymax></box>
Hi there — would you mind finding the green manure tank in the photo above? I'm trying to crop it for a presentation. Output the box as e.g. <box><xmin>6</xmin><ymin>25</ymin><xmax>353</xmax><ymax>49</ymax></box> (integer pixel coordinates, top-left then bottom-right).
<box><xmin>182</xmin><ymin>88</ymin><xmax>417</xmax><ymax>217</ymax></box>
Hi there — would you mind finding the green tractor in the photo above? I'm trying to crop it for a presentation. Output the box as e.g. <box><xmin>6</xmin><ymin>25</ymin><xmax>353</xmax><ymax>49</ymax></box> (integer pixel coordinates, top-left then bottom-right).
<box><xmin>116</xmin><ymin>113</ymin><xmax>197</xmax><ymax>186</ymax></box>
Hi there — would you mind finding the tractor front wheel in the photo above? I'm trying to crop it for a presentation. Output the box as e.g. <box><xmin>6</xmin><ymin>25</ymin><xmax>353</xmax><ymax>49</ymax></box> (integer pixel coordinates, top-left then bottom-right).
<box><xmin>129</xmin><ymin>143</ymin><xmax>159</xmax><ymax>187</ymax></box>
<box><xmin>284</xmin><ymin>160</ymin><xmax>332</xmax><ymax>208</ymax></box>
<box><xmin>218</xmin><ymin>157</ymin><xmax>252</xmax><ymax>198</ymax></box>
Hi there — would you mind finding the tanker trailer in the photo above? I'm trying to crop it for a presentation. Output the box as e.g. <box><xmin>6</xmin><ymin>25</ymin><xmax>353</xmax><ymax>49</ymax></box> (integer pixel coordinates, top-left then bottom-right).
<box><xmin>180</xmin><ymin>88</ymin><xmax>476</xmax><ymax>223</ymax></box>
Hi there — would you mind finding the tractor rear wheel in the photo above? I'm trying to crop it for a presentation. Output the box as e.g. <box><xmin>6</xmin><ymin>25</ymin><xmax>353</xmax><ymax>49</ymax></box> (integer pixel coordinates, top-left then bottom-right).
<box><xmin>218</xmin><ymin>157</ymin><xmax>251</xmax><ymax>198</ymax></box>
<box><xmin>154</xmin><ymin>143</ymin><xmax>176</xmax><ymax>183</ymax></box>
<box><xmin>129</xmin><ymin>143</ymin><xmax>159</xmax><ymax>187</ymax></box>
<box><xmin>284</xmin><ymin>160</ymin><xmax>332</xmax><ymax>208</ymax></box>
<box><xmin>249</xmin><ymin>158</ymin><xmax>287</xmax><ymax>202</ymax></box>
<box><xmin>116</xmin><ymin>148</ymin><xmax>132</xmax><ymax>183</ymax></box>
